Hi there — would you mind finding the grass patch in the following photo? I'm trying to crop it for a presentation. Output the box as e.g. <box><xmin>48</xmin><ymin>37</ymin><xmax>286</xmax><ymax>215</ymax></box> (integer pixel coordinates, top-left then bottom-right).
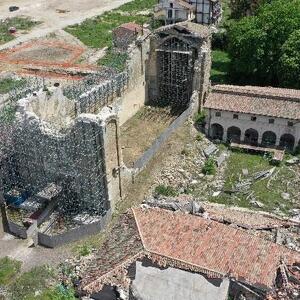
<box><xmin>202</xmin><ymin>158</ymin><xmax>216</xmax><ymax>175</ymax></box>
<box><xmin>155</xmin><ymin>184</ymin><xmax>178</xmax><ymax>197</ymax></box>
<box><xmin>65</xmin><ymin>0</ymin><xmax>156</xmax><ymax>48</ymax></box>
<box><xmin>10</xmin><ymin>265</ymin><xmax>55</xmax><ymax>300</ymax></box>
<box><xmin>0</xmin><ymin>17</ymin><xmax>40</xmax><ymax>44</ymax></box>
<box><xmin>0</xmin><ymin>78</ymin><xmax>26</xmax><ymax>94</ymax></box>
<box><xmin>211</xmin><ymin>50</ymin><xmax>231</xmax><ymax>84</ymax></box>
<box><xmin>38</xmin><ymin>285</ymin><xmax>76</xmax><ymax>300</ymax></box>
<box><xmin>210</xmin><ymin>151</ymin><xmax>296</xmax><ymax>213</ymax></box>
<box><xmin>0</xmin><ymin>257</ymin><xmax>22</xmax><ymax>286</ymax></box>
<box><xmin>98</xmin><ymin>48</ymin><xmax>128</xmax><ymax>71</ymax></box>
<box><xmin>0</xmin><ymin>104</ymin><xmax>17</xmax><ymax>124</ymax></box>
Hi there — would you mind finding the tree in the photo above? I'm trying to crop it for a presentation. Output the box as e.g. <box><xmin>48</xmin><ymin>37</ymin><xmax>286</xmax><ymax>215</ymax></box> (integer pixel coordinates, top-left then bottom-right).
<box><xmin>230</xmin><ymin>0</ymin><xmax>269</xmax><ymax>19</ymax></box>
<box><xmin>227</xmin><ymin>0</ymin><xmax>300</xmax><ymax>87</ymax></box>
<box><xmin>278</xmin><ymin>30</ymin><xmax>300</xmax><ymax>89</ymax></box>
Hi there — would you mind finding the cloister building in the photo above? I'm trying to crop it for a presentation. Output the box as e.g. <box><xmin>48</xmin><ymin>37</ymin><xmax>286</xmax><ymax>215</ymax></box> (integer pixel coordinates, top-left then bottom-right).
<box><xmin>203</xmin><ymin>85</ymin><xmax>300</xmax><ymax>151</ymax></box>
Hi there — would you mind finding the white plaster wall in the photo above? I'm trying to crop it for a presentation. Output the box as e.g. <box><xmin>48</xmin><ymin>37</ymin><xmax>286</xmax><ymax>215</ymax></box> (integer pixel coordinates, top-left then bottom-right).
<box><xmin>205</xmin><ymin>108</ymin><xmax>300</xmax><ymax>149</ymax></box>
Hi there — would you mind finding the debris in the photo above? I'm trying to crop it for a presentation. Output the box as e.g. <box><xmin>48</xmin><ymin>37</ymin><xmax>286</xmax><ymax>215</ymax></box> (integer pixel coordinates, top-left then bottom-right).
<box><xmin>212</xmin><ymin>191</ymin><xmax>221</xmax><ymax>197</ymax></box>
<box><xmin>286</xmin><ymin>157</ymin><xmax>300</xmax><ymax>165</ymax></box>
<box><xmin>9</xmin><ymin>6</ymin><xmax>19</xmax><ymax>12</ymax></box>
<box><xmin>281</xmin><ymin>192</ymin><xmax>290</xmax><ymax>200</ymax></box>
<box><xmin>242</xmin><ymin>168</ymin><xmax>249</xmax><ymax>176</ymax></box>
<box><xmin>250</xmin><ymin>200</ymin><xmax>264</xmax><ymax>208</ymax></box>
<box><xmin>216</xmin><ymin>152</ymin><xmax>227</xmax><ymax>167</ymax></box>
<box><xmin>203</xmin><ymin>144</ymin><xmax>218</xmax><ymax>158</ymax></box>
<box><xmin>253</xmin><ymin>168</ymin><xmax>275</xmax><ymax>181</ymax></box>
<box><xmin>8</xmin><ymin>27</ymin><xmax>16</xmax><ymax>34</ymax></box>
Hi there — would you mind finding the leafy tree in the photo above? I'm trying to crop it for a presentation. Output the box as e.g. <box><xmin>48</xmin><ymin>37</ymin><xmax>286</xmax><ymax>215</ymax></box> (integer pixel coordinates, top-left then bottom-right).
<box><xmin>227</xmin><ymin>0</ymin><xmax>300</xmax><ymax>87</ymax></box>
<box><xmin>278</xmin><ymin>30</ymin><xmax>300</xmax><ymax>89</ymax></box>
<box><xmin>230</xmin><ymin>0</ymin><xmax>270</xmax><ymax>19</ymax></box>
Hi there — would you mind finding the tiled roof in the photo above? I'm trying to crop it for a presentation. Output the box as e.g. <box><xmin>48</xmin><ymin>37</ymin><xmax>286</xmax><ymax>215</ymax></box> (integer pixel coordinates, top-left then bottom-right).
<box><xmin>80</xmin><ymin>207</ymin><xmax>300</xmax><ymax>294</ymax></box>
<box><xmin>118</xmin><ymin>22</ymin><xmax>142</xmax><ymax>32</ymax></box>
<box><xmin>175</xmin><ymin>0</ymin><xmax>195</xmax><ymax>10</ymax></box>
<box><xmin>80</xmin><ymin>211</ymin><xmax>144</xmax><ymax>293</ymax></box>
<box><xmin>133</xmin><ymin>207</ymin><xmax>300</xmax><ymax>290</ymax></box>
<box><xmin>204</xmin><ymin>85</ymin><xmax>300</xmax><ymax>120</ymax></box>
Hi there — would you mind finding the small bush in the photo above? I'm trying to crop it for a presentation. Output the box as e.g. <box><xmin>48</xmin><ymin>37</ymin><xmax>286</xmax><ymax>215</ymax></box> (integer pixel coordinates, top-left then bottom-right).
<box><xmin>196</xmin><ymin>134</ymin><xmax>203</xmax><ymax>141</ymax></box>
<box><xmin>212</xmin><ymin>29</ymin><xmax>228</xmax><ymax>50</ymax></box>
<box><xmin>78</xmin><ymin>244</ymin><xmax>92</xmax><ymax>257</ymax></box>
<box><xmin>155</xmin><ymin>185</ymin><xmax>178</xmax><ymax>197</ymax></box>
<box><xmin>194</xmin><ymin>111</ymin><xmax>206</xmax><ymax>126</ymax></box>
<box><xmin>202</xmin><ymin>158</ymin><xmax>216</xmax><ymax>175</ymax></box>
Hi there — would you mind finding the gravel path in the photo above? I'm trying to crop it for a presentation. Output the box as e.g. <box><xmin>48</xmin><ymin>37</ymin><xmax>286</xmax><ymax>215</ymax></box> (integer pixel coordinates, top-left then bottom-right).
<box><xmin>0</xmin><ymin>0</ymin><xmax>132</xmax><ymax>51</ymax></box>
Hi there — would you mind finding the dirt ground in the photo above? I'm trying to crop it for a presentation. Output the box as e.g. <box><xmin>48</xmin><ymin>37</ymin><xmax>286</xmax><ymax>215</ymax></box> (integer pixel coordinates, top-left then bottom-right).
<box><xmin>0</xmin><ymin>0</ymin><xmax>132</xmax><ymax>51</ymax></box>
<box><xmin>120</xmin><ymin>106</ymin><xmax>179</xmax><ymax>167</ymax></box>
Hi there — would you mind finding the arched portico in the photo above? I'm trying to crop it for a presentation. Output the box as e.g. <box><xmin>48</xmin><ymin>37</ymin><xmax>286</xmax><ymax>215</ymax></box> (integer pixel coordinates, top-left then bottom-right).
<box><xmin>244</xmin><ymin>128</ymin><xmax>259</xmax><ymax>146</ymax></box>
<box><xmin>227</xmin><ymin>126</ymin><xmax>241</xmax><ymax>143</ymax></box>
<box><xmin>211</xmin><ymin>123</ymin><xmax>224</xmax><ymax>140</ymax></box>
<box><xmin>279</xmin><ymin>134</ymin><xmax>295</xmax><ymax>151</ymax></box>
<box><xmin>261</xmin><ymin>131</ymin><xmax>277</xmax><ymax>147</ymax></box>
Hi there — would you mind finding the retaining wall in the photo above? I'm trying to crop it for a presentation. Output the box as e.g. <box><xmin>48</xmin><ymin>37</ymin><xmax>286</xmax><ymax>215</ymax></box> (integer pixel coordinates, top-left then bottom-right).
<box><xmin>38</xmin><ymin>209</ymin><xmax>112</xmax><ymax>248</ymax></box>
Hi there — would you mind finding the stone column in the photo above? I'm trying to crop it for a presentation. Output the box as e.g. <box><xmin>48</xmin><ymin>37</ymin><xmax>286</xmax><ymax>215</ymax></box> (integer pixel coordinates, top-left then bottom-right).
<box><xmin>223</xmin><ymin>127</ymin><xmax>228</xmax><ymax>143</ymax></box>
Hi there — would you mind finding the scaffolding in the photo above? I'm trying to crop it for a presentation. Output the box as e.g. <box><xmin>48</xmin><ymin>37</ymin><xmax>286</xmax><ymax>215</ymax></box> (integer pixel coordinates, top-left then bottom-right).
<box><xmin>156</xmin><ymin>37</ymin><xmax>195</xmax><ymax>109</ymax></box>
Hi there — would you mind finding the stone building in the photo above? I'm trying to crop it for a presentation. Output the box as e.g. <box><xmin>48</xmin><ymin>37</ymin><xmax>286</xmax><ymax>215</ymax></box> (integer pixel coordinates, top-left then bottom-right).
<box><xmin>113</xmin><ymin>23</ymin><xmax>144</xmax><ymax>50</ymax></box>
<box><xmin>154</xmin><ymin>0</ymin><xmax>195</xmax><ymax>25</ymax></box>
<box><xmin>147</xmin><ymin>22</ymin><xmax>212</xmax><ymax>111</ymax></box>
<box><xmin>154</xmin><ymin>0</ymin><xmax>222</xmax><ymax>25</ymax></box>
<box><xmin>78</xmin><ymin>207</ymin><xmax>300</xmax><ymax>300</ymax></box>
<box><xmin>203</xmin><ymin>85</ymin><xmax>300</xmax><ymax>151</ymax></box>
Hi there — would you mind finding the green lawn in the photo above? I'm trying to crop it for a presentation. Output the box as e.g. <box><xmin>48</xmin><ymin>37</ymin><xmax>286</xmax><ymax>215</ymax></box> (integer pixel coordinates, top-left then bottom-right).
<box><xmin>65</xmin><ymin>0</ymin><xmax>156</xmax><ymax>48</ymax></box>
<box><xmin>209</xmin><ymin>151</ymin><xmax>297</xmax><ymax>214</ymax></box>
<box><xmin>0</xmin><ymin>257</ymin><xmax>22</xmax><ymax>286</ymax></box>
<box><xmin>0</xmin><ymin>17</ymin><xmax>40</xmax><ymax>45</ymax></box>
<box><xmin>98</xmin><ymin>48</ymin><xmax>129</xmax><ymax>71</ymax></box>
<box><xmin>211</xmin><ymin>50</ymin><xmax>231</xmax><ymax>84</ymax></box>
<box><xmin>0</xmin><ymin>78</ymin><xmax>26</xmax><ymax>94</ymax></box>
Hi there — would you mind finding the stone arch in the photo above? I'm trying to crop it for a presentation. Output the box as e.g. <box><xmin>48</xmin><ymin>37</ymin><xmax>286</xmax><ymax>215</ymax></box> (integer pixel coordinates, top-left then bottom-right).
<box><xmin>227</xmin><ymin>126</ymin><xmax>241</xmax><ymax>143</ymax></box>
<box><xmin>211</xmin><ymin>123</ymin><xmax>224</xmax><ymax>140</ymax></box>
<box><xmin>261</xmin><ymin>131</ymin><xmax>277</xmax><ymax>147</ymax></box>
<box><xmin>279</xmin><ymin>134</ymin><xmax>295</xmax><ymax>151</ymax></box>
<box><xmin>244</xmin><ymin>128</ymin><xmax>259</xmax><ymax>145</ymax></box>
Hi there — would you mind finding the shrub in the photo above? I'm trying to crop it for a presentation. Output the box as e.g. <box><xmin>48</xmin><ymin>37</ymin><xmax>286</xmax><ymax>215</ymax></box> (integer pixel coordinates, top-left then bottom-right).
<box><xmin>202</xmin><ymin>158</ymin><xmax>216</xmax><ymax>175</ymax></box>
<box><xmin>155</xmin><ymin>185</ymin><xmax>178</xmax><ymax>197</ymax></box>
<box><xmin>78</xmin><ymin>244</ymin><xmax>92</xmax><ymax>257</ymax></box>
<box><xmin>212</xmin><ymin>29</ymin><xmax>228</xmax><ymax>50</ymax></box>
<box><xmin>196</xmin><ymin>134</ymin><xmax>203</xmax><ymax>141</ymax></box>
<box><xmin>194</xmin><ymin>111</ymin><xmax>206</xmax><ymax>126</ymax></box>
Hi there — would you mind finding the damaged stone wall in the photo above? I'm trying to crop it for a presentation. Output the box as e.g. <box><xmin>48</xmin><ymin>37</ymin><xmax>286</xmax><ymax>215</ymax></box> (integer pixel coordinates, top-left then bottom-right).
<box><xmin>3</xmin><ymin>90</ymin><xmax>121</xmax><ymax>216</ymax></box>
<box><xmin>146</xmin><ymin>23</ymin><xmax>211</xmax><ymax>111</ymax></box>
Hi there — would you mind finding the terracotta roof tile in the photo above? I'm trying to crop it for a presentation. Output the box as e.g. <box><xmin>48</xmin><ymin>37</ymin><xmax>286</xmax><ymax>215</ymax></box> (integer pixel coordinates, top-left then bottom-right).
<box><xmin>204</xmin><ymin>85</ymin><xmax>300</xmax><ymax>120</ymax></box>
<box><xmin>118</xmin><ymin>22</ymin><xmax>142</xmax><ymax>32</ymax></box>
<box><xmin>133</xmin><ymin>207</ymin><xmax>300</xmax><ymax>290</ymax></box>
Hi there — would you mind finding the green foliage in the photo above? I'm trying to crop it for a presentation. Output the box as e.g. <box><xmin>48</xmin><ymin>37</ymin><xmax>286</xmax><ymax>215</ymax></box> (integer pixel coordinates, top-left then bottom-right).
<box><xmin>202</xmin><ymin>158</ymin><xmax>216</xmax><ymax>175</ymax></box>
<box><xmin>227</xmin><ymin>0</ymin><xmax>300</xmax><ymax>87</ymax></box>
<box><xmin>0</xmin><ymin>257</ymin><xmax>22</xmax><ymax>286</ymax></box>
<box><xmin>194</xmin><ymin>111</ymin><xmax>206</xmax><ymax>125</ymax></box>
<box><xmin>39</xmin><ymin>285</ymin><xmax>76</xmax><ymax>300</ymax></box>
<box><xmin>278</xmin><ymin>30</ymin><xmax>300</xmax><ymax>89</ymax></box>
<box><xmin>0</xmin><ymin>78</ymin><xmax>26</xmax><ymax>94</ymax></box>
<box><xmin>155</xmin><ymin>184</ymin><xmax>178</xmax><ymax>197</ymax></box>
<box><xmin>196</xmin><ymin>133</ymin><xmax>203</xmax><ymax>142</ymax></box>
<box><xmin>78</xmin><ymin>244</ymin><xmax>92</xmax><ymax>257</ymax></box>
<box><xmin>229</xmin><ymin>0</ymin><xmax>270</xmax><ymax>19</ymax></box>
<box><xmin>212</xmin><ymin>29</ymin><xmax>228</xmax><ymax>50</ymax></box>
<box><xmin>10</xmin><ymin>266</ymin><xmax>54</xmax><ymax>300</ymax></box>
<box><xmin>98</xmin><ymin>48</ymin><xmax>128</xmax><ymax>72</ymax></box>
<box><xmin>0</xmin><ymin>17</ymin><xmax>40</xmax><ymax>44</ymax></box>
<box><xmin>0</xmin><ymin>104</ymin><xmax>17</xmax><ymax>124</ymax></box>
<box><xmin>211</xmin><ymin>50</ymin><xmax>231</xmax><ymax>84</ymax></box>
<box><xmin>65</xmin><ymin>0</ymin><xmax>156</xmax><ymax>48</ymax></box>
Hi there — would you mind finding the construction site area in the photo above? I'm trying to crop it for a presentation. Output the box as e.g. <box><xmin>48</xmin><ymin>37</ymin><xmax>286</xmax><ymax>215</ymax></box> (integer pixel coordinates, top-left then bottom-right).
<box><xmin>0</xmin><ymin>0</ymin><xmax>299</xmax><ymax>299</ymax></box>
